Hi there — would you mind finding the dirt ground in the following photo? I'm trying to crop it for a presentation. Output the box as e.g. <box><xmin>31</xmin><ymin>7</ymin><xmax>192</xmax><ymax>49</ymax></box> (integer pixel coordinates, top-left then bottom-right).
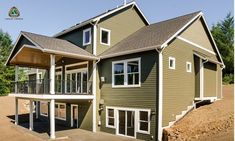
<box><xmin>164</xmin><ymin>85</ymin><xmax>234</xmax><ymax>141</ymax></box>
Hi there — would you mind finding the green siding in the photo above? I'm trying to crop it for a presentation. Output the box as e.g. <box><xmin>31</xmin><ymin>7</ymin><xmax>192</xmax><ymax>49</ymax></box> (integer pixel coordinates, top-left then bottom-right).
<box><xmin>58</xmin><ymin>24</ymin><xmax>93</xmax><ymax>54</ymax></box>
<box><xmin>99</xmin><ymin>51</ymin><xmax>158</xmax><ymax>140</ymax></box>
<box><xmin>204</xmin><ymin>62</ymin><xmax>217</xmax><ymax>97</ymax></box>
<box><xmin>96</xmin><ymin>6</ymin><xmax>146</xmax><ymax>55</ymax></box>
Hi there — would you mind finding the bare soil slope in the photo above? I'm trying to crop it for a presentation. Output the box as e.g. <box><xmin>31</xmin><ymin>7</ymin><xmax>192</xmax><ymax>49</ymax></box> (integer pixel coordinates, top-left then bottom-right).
<box><xmin>164</xmin><ymin>85</ymin><xmax>234</xmax><ymax>141</ymax></box>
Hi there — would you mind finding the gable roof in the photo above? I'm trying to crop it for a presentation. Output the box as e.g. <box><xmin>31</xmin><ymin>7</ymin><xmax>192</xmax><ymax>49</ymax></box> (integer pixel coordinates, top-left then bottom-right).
<box><xmin>6</xmin><ymin>31</ymin><xmax>98</xmax><ymax>65</ymax></box>
<box><xmin>99</xmin><ymin>11</ymin><xmax>201</xmax><ymax>58</ymax></box>
<box><xmin>53</xmin><ymin>1</ymin><xmax>149</xmax><ymax>37</ymax></box>
<box><xmin>99</xmin><ymin>11</ymin><xmax>224</xmax><ymax>66</ymax></box>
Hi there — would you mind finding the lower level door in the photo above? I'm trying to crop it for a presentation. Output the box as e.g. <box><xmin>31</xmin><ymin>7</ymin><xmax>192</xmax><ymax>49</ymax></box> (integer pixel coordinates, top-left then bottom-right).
<box><xmin>71</xmin><ymin>105</ymin><xmax>78</xmax><ymax>128</ymax></box>
<box><xmin>118</xmin><ymin>110</ymin><xmax>135</xmax><ymax>137</ymax></box>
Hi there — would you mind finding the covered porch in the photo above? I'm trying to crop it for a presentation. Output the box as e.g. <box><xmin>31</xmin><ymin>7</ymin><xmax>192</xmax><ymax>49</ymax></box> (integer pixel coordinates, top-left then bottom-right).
<box><xmin>5</xmin><ymin>31</ymin><xmax>99</xmax><ymax>139</ymax></box>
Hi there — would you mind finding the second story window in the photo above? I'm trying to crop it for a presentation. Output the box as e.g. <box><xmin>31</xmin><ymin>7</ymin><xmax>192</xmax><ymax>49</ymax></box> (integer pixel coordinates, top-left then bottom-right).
<box><xmin>100</xmin><ymin>28</ymin><xmax>111</xmax><ymax>46</ymax></box>
<box><xmin>112</xmin><ymin>58</ymin><xmax>141</xmax><ymax>88</ymax></box>
<box><xmin>83</xmin><ymin>28</ymin><xmax>91</xmax><ymax>46</ymax></box>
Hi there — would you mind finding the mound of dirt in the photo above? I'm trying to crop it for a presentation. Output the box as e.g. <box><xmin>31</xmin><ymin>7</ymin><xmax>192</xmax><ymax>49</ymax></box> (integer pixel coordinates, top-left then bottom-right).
<box><xmin>163</xmin><ymin>85</ymin><xmax>234</xmax><ymax>141</ymax></box>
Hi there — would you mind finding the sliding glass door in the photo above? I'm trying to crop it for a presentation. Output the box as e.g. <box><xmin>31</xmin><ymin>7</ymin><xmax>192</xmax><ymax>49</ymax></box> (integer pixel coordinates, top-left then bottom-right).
<box><xmin>118</xmin><ymin>110</ymin><xmax>135</xmax><ymax>137</ymax></box>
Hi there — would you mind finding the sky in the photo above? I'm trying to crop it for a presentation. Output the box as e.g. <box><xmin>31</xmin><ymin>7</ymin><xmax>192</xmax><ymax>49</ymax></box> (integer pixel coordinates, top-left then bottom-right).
<box><xmin>0</xmin><ymin>0</ymin><xmax>234</xmax><ymax>42</ymax></box>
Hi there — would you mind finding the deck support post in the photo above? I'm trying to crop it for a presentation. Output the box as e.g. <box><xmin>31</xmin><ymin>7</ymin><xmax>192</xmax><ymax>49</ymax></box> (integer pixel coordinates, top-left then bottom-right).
<box><xmin>36</xmin><ymin>101</ymin><xmax>39</xmax><ymax>119</ymax></box>
<box><xmin>49</xmin><ymin>54</ymin><xmax>56</xmax><ymax>139</ymax></box>
<box><xmin>29</xmin><ymin>100</ymin><xmax>34</xmax><ymax>131</ymax></box>
<box><xmin>15</xmin><ymin>65</ymin><xmax>19</xmax><ymax>125</ymax></box>
<box><xmin>92</xmin><ymin>61</ymin><xmax>97</xmax><ymax>133</ymax></box>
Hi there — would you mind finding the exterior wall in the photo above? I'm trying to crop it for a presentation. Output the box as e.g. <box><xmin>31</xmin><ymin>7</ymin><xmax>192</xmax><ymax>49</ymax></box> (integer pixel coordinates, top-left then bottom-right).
<box><xmin>204</xmin><ymin>62</ymin><xmax>217</xmax><ymax>97</ymax></box>
<box><xmin>99</xmin><ymin>51</ymin><xmax>158</xmax><ymax>140</ymax></box>
<box><xmin>96</xmin><ymin>6</ymin><xmax>146</xmax><ymax>55</ymax></box>
<box><xmin>57</xmin><ymin>24</ymin><xmax>93</xmax><ymax>54</ymax></box>
<box><xmin>162</xmin><ymin>39</ymin><xmax>195</xmax><ymax>127</ymax></box>
<box><xmin>217</xmin><ymin>66</ymin><xmax>222</xmax><ymax>99</ymax></box>
<box><xmin>162</xmin><ymin>38</ymin><xmax>221</xmax><ymax>127</ymax></box>
<box><xmin>180</xmin><ymin>18</ymin><xmax>217</xmax><ymax>54</ymax></box>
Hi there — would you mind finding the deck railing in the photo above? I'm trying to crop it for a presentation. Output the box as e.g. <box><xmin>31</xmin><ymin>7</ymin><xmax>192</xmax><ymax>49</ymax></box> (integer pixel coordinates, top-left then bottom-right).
<box><xmin>11</xmin><ymin>79</ymin><xmax>92</xmax><ymax>95</ymax></box>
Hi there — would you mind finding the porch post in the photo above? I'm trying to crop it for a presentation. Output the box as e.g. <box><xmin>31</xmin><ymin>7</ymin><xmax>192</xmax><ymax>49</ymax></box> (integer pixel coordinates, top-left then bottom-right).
<box><xmin>92</xmin><ymin>61</ymin><xmax>97</xmax><ymax>132</ymax></box>
<box><xmin>15</xmin><ymin>98</ymin><xmax>18</xmax><ymax>125</ymax></box>
<box><xmin>15</xmin><ymin>65</ymin><xmax>19</xmax><ymax>125</ymax></box>
<box><xmin>50</xmin><ymin>54</ymin><xmax>56</xmax><ymax>139</ymax></box>
<box><xmin>29</xmin><ymin>100</ymin><xmax>34</xmax><ymax>131</ymax></box>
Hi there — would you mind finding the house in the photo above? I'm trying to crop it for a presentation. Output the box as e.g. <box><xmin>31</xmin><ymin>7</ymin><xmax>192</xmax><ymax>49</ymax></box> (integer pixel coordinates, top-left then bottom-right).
<box><xmin>6</xmin><ymin>1</ymin><xmax>224</xmax><ymax>141</ymax></box>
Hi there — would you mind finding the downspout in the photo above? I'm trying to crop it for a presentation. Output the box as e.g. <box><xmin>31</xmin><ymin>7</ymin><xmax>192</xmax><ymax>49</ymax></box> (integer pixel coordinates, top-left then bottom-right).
<box><xmin>91</xmin><ymin>19</ymin><xmax>99</xmax><ymax>133</ymax></box>
<box><xmin>156</xmin><ymin>45</ymin><xmax>166</xmax><ymax>141</ymax></box>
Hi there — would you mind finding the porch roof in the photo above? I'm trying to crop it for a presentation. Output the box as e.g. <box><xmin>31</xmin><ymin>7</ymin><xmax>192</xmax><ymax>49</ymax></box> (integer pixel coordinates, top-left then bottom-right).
<box><xmin>6</xmin><ymin>31</ymin><xmax>98</xmax><ymax>68</ymax></box>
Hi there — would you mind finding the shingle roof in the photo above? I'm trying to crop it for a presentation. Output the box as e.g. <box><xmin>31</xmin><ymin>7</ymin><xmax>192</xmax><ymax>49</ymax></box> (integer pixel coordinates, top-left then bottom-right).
<box><xmin>99</xmin><ymin>11</ymin><xmax>201</xmax><ymax>59</ymax></box>
<box><xmin>21</xmin><ymin>31</ymin><xmax>98</xmax><ymax>60</ymax></box>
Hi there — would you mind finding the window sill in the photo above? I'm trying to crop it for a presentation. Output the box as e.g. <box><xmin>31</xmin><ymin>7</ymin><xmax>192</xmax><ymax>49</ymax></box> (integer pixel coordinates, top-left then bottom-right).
<box><xmin>83</xmin><ymin>42</ymin><xmax>91</xmax><ymax>46</ymax></box>
<box><xmin>100</xmin><ymin>42</ymin><xmax>110</xmax><ymax>46</ymax></box>
<box><xmin>106</xmin><ymin>125</ymin><xmax>116</xmax><ymax>129</ymax></box>
<box><xmin>112</xmin><ymin>85</ymin><xmax>141</xmax><ymax>88</ymax></box>
<box><xmin>137</xmin><ymin>130</ymin><xmax>150</xmax><ymax>135</ymax></box>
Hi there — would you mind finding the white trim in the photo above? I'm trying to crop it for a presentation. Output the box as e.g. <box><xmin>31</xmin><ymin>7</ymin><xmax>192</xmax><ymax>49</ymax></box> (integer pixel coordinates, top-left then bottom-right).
<box><xmin>112</xmin><ymin>58</ymin><xmax>141</xmax><ymax>88</ymax></box>
<box><xmin>177</xmin><ymin>36</ymin><xmax>216</xmax><ymax>55</ymax></box>
<box><xmin>199</xmin><ymin>59</ymin><xmax>204</xmax><ymax>99</ymax></box>
<box><xmin>168</xmin><ymin>57</ymin><xmax>176</xmax><ymax>70</ymax></box>
<box><xmin>92</xmin><ymin>61</ymin><xmax>97</xmax><ymax>132</ymax></box>
<box><xmin>220</xmin><ymin>68</ymin><xmax>223</xmax><ymax>98</ymax></box>
<box><xmin>106</xmin><ymin>106</ymin><xmax>151</xmax><ymax>138</ymax></box>
<box><xmin>200</xmin><ymin>15</ymin><xmax>224</xmax><ymax>66</ymax></box>
<box><xmin>194</xmin><ymin>97</ymin><xmax>217</xmax><ymax>102</ymax></box>
<box><xmin>65</xmin><ymin>62</ymin><xmax>88</xmax><ymax>68</ymax></box>
<box><xmin>9</xmin><ymin>93</ymin><xmax>95</xmax><ymax>100</ymax></box>
<box><xmin>186</xmin><ymin>61</ymin><xmax>192</xmax><ymax>73</ymax></box>
<box><xmin>93</xmin><ymin>23</ymin><xmax>98</xmax><ymax>55</ymax></box>
<box><xmin>83</xmin><ymin>28</ymin><xmax>92</xmax><ymax>46</ymax></box>
<box><xmin>50</xmin><ymin>99</ymin><xmax>55</xmax><ymax>139</ymax></box>
<box><xmin>50</xmin><ymin>55</ymin><xmax>55</xmax><ymax>95</ymax></box>
<box><xmin>158</xmin><ymin>51</ymin><xmax>163</xmax><ymax>141</ymax></box>
<box><xmin>71</xmin><ymin>104</ymin><xmax>79</xmax><ymax>128</ymax></box>
<box><xmin>161</xmin><ymin>12</ymin><xmax>202</xmax><ymax>48</ymax></box>
<box><xmin>100</xmin><ymin>28</ymin><xmax>111</xmax><ymax>46</ymax></box>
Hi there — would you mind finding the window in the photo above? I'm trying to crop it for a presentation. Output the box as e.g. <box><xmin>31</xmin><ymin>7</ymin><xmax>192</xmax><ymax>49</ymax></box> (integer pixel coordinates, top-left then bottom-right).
<box><xmin>38</xmin><ymin>73</ymin><xmax>42</xmax><ymax>83</ymax></box>
<box><xmin>112</xmin><ymin>58</ymin><xmax>140</xmax><ymax>87</ymax></box>
<box><xmin>55</xmin><ymin>103</ymin><xmax>66</xmax><ymax>120</ymax></box>
<box><xmin>169</xmin><ymin>57</ymin><xmax>175</xmax><ymax>69</ymax></box>
<box><xmin>138</xmin><ymin>110</ymin><xmax>150</xmax><ymax>134</ymax></box>
<box><xmin>40</xmin><ymin>101</ymin><xmax>48</xmax><ymax>116</ymax></box>
<box><xmin>186</xmin><ymin>62</ymin><xmax>192</xmax><ymax>73</ymax></box>
<box><xmin>106</xmin><ymin>108</ymin><xmax>115</xmax><ymax>128</ymax></box>
<box><xmin>83</xmin><ymin>28</ymin><xmax>91</xmax><ymax>45</ymax></box>
<box><xmin>55</xmin><ymin>73</ymin><xmax>62</xmax><ymax>93</ymax></box>
<box><xmin>100</xmin><ymin>28</ymin><xmax>111</xmax><ymax>46</ymax></box>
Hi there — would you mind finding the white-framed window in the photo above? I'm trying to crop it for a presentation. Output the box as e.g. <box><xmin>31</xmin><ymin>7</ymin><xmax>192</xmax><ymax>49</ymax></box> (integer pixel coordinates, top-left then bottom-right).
<box><xmin>186</xmin><ymin>62</ymin><xmax>192</xmax><ymax>73</ymax></box>
<box><xmin>55</xmin><ymin>67</ymin><xmax>62</xmax><ymax>93</ymax></box>
<box><xmin>112</xmin><ymin>58</ymin><xmax>141</xmax><ymax>88</ymax></box>
<box><xmin>37</xmin><ymin>72</ymin><xmax>42</xmax><ymax>84</ymax></box>
<box><xmin>40</xmin><ymin>101</ymin><xmax>48</xmax><ymax>116</ymax></box>
<box><xmin>100</xmin><ymin>28</ymin><xmax>111</xmax><ymax>46</ymax></box>
<box><xmin>55</xmin><ymin>103</ymin><xmax>66</xmax><ymax>120</ymax></box>
<box><xmin>169</xmin><ymin>57</ymin><xmax>176</xmax><ymax>70</ymax></box>
<box><xmin>138</xmin><ymin>110</ymin><xmax>151</xmax><ymax>134</ymax></box>
<box><xmin>83</xmin><ymin>28</ymin><xmax>91</xmax><ymax>46</ymax></box>
<box><xmin>106</xmin><ymin>108</ymin><xmax>115</xmax><ymax>128</ymax></box>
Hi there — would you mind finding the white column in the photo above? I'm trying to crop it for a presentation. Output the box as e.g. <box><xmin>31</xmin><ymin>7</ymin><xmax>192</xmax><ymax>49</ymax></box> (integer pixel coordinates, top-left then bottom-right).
<box><xmin>199</xmin><ymin>59</ymin><xmax>204</xmax><ymax>100</ymax></box>
<box><xmin>50</xmin><ymin>99</ymin><xmax>55</xmax><ymax>139</ymax></box>
<box><xmin>50</xmin><ymin>54</ymin><xmax>56</xmax><ymax>139</ymax></box>
<box><xmin>158</xmin><ymin>52</ymin><xmax>163</xmax><ymax>141</ymax></box>
<box><xmin>29</xmin><ymin>100</ymin><xmax>34</xmax><ymax>131</ymax></box>
<box><xmin>15</xmin><ymin>98</ymin><xmax>18</xmax><ymax>125</ymax></box>
<box><xmin>36</xmin><ymin>101</ymin><xmax>39</xmax><ymax>119</ymax></box>
<box><xmin>50</xmin><ymin>54</ymin><xmax>55</xmax><ymax>95</ymax></box>
<box><xmin>15</xmin><ymin>66</ymin><xmax>18</xmax><ymax>93</ymax></box>
<box><xmin>92</xmin><ymin>61</ymin><xmax>97</xmax><ymax>132</ymax></box>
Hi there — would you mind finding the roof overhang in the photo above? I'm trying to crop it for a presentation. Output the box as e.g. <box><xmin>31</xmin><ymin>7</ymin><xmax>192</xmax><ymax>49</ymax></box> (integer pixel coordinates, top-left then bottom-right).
<box><xmin>193</xmin><ymin>52</ymin><xmax>224</xmax><ymax>66</ymax></box>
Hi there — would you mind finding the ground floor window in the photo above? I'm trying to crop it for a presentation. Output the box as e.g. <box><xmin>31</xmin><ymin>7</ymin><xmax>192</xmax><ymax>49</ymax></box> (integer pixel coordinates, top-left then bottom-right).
<box><xmin>105</xmin><ymin>107</ymin><xmax>151</xmax><ymax>137</ymax></box>
<box><xmin>55</xmin><ymin>103</ymin><xmax>66</xmax><ymax>120</ymax></box>
<box><xmin>40</xmin><ymin>102</ymin><xmax>66</xmax><ymax>121</ymax></box>
<box><xmin>40</xmin><ymin>101</ymin><xmax>48</xmax><ymax>116</ymax></box>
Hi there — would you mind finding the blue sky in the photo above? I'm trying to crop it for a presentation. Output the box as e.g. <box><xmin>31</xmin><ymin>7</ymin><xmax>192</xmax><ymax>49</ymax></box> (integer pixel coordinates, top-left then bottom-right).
<box><xmin>0</xmin><ymin>0</ymin><xmax>233</xmax><ymax>42</ymax></box>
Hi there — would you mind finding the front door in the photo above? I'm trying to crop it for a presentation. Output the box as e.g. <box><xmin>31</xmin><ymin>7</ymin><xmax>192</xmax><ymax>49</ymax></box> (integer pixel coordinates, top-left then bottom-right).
<box><xmin>71</xmin><ymin>105</ymin><xmax>78</xmax><ymax>128</ymax></box>
<box><xmin>118</xmin><ymin>110</ymin><xmax>135</xmax><ymax>137</ymax></box>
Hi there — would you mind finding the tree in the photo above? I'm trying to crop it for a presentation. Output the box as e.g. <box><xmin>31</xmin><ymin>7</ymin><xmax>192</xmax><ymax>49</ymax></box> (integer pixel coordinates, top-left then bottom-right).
<box><xmin>0</xmin><ymin>30</ymin><xmax>14</xmax><ymax>95</ymax></box>
<box><xmin>211</xmin><ymin>13</ymin><xmax>234</xmax><ymax>84</ymax></box>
